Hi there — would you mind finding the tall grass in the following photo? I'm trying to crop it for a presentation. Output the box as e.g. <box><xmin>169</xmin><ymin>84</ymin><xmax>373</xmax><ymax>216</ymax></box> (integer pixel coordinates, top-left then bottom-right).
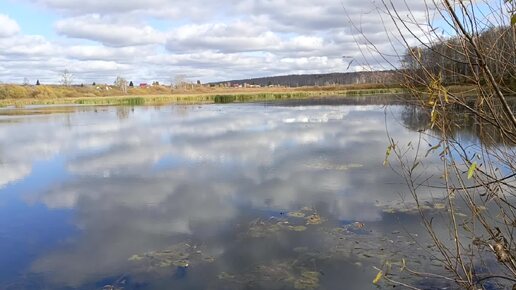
<box><xmin>0</xmin><ymin>84</ymin><xmax>408</xmax><ymax>107</ymax></box>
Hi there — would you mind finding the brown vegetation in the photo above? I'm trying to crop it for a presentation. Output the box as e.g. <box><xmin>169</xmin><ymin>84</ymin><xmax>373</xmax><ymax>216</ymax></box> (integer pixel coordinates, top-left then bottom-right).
<box><xmin>0</xmin><ymin>82</ymin><xmax>407</xmax><ymax>107</ymax></box>
<box><xmin>363</xmin><ymin>0</ymin><xmax>516</xmax><ymax>289</ymax></box>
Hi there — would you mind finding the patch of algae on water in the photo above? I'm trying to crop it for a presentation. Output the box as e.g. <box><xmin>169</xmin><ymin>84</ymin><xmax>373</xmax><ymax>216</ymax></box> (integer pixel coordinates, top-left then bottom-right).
<box><xmin>128</xmin><ymin>243</ymin><xmax>214</xmax><ymax>270</ymax></box>
<box><xmin>248</xmin><ymin>219</ymin><xmax>284</xmax><ymax>238</ymax></box>
<box><xmin>288</xmin><ymin>225</ymin><xmax>308</xmax><ymax>232</ymax></box>
<box><xmin>218</xmin><ymin>272</ymin><xmax>236</xmax><ymax>280</ymax></box>
<box><xmin>288</xmin><ymin>211</ymin><xmax>306</xmax><ymax>218</ymax></box>
<box><xmin>128</xmin><ymin>254</ymin><xmax>143</xmax><ymax>261</ymax></box>
<box><xmin>245</xmin><ymin>206</ymin><xmax>328</xmax><ymax>238</ymax></box>
<box><xmin>257</xmin><ymin>261</ymin><xmax>297</xmax><ymax>283</ymax></box>
<box><xmin>218</xmin><ymin>261</ymin><xmax>320</xmax><ymax>290</ymax></box>
<box><xmin>294</xmin><ymin>271</ymin><xmax>320</xmax><ymax>290</ymax></box>
<box><xmin>248</xmin><ymin>218</ymin><xmax>311</xmax><ymax>238</ymax></box>
<box><xmin>433</xmin><ymin>203</ymin><xmax>446</xmax><ymax>210</ymax></box>
<box><xmin>306</xmin><ymin>214</ymin><xmax>323</xmax><ymax>225</ymax></box>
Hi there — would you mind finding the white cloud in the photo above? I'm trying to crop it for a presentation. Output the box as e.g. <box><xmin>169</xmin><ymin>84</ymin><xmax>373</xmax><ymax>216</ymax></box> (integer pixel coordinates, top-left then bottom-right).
<box><xmin>166</xmin><ymin>22</ymin><xmax>280</xmax><ymax>53</ymax></box>
<box><xmin>0</xmin><ymin>14</ymin><xmax>21</xmax><ymax>37</ymax></box>
<box><xmin>34</xmin><ymin>0</ymin><xmax>167</xmax><ymax>14</ymax></box>
<box><xmin>0</xmin><ymin>35</ymin><xmax>56</xmax><ymax>56</ymax></box>
<box><xmin>0</xmin><ymin>0</ymin><xmax>434</xmax><ymax>83</ymax></box>
<box><xmin>65</xmin><ymin>45</ymin><xmax>141</xmax><ymax>60</ymax></box>
<box><xmin>165</xmin><ymin>21</ymin><xmax>335</xmax><ymax>56</ymax></box>
<box><xmin>55</xmin><ymin>14</ymin><xmax>165</xmax><ymax>47</ymax></box>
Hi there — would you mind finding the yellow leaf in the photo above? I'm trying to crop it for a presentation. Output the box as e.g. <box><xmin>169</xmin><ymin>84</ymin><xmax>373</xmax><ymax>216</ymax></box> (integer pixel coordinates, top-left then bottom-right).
<box><xmin>467</xmin><ymin>162</ymin><xmax>477</xmax><ymax>179</ymax></box>
<box><xmin>373</xmin><ymin>270</ymin><xmax>383</xmax><ymax>284</ymax></box>
<box><xmin>383</xmin><ymin>145</ymin><xmax>392</xmax><ymax>166</ymax></box>
<box><xmin>430</xmin><ymin>104</ymin><xmax>437</xmax><ymax>128</ymax></box>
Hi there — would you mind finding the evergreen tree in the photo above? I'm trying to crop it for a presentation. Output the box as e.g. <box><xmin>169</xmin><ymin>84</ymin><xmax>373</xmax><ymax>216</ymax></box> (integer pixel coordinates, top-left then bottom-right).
<box><xmin>129</xmin><ymin>81</ymin><xmax>134</xmax><ymax>87</ymax></box>
<box><xmin>36</xmin><ymin>80</ymin><xmax>40</xmax><ymax>85</ymax></box>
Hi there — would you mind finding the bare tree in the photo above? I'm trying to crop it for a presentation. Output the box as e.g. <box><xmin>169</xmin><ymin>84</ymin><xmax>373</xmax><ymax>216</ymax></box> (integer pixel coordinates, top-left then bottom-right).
<box><xmin>60</xmin><ymin>69</ymin><xmax>74</xmax><ymax>86</ymax></box>
<box><xmin>174</xmin><ymin>74</ymin><xmax>190</xmax><ymax>90</ymax></box>
<box><xmin>114</xmin><ymin>76</ymin><xmax>128</xmax><ymax>94</ymax></box>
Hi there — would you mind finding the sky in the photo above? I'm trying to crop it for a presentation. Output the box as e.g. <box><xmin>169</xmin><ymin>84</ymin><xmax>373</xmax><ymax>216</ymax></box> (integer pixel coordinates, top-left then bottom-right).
<box><xmin>0</xmin><ymin>0</ymin><xmax>470</xmax><ymax>84</ymax></box>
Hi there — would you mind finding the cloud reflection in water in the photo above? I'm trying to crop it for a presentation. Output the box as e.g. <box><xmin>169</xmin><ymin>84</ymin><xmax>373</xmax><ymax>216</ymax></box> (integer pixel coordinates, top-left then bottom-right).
<box><xmin>0</xmin><ymin>103</ymin><xmax>443</xmax><ymax>289</ymax></box>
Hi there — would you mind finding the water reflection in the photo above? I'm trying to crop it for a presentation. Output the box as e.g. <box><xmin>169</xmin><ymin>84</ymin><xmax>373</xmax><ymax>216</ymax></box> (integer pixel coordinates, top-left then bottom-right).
<box><xmin>400</xmin><ymin>103</ymin><xmax>516</xmax><ymax>147</ymax></box>
<box><xmin>0</xmin><ymin>100</ymin><xmax>490</xmax><ymax>289</ymax></box>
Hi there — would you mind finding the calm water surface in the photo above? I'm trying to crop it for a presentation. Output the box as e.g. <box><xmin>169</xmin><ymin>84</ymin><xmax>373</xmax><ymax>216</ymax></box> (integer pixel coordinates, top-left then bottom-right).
<box><xmin>0</xmin><ymin>99</ymin><xmax>481</xmax><ymax>289</ymax></box>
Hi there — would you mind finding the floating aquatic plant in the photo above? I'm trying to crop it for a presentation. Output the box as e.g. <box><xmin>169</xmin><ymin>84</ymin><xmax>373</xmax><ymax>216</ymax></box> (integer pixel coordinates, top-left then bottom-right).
<box><xmin>294</xmin><ymin>271</ymin><xmax>320</xmax><ymax>289</ymax></box>
<box><xmin>306</xmin><ymin>214</ymin><xmax>323</xmax><ymax>225</ymax></box>
<box><xmin>287</xmin><ymin>211</ymin><xmax>306</xmax><ymax>218</ymax></box>
<box><xmin>128</xmin><ymin>243</ymin><xmax>214</xmax><ymax>271</ymax></box>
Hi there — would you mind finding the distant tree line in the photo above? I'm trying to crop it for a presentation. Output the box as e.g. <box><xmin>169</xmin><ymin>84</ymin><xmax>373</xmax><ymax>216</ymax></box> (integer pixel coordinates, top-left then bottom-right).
<box><xmin>209</xmin><ymin>71</ymin><xmax>400</xmax><ymax>87</ymax></box>
<box><xmin>402</xmin><ymin>26</ymin><xmax>516</xmax><ymax>91</ymax></box>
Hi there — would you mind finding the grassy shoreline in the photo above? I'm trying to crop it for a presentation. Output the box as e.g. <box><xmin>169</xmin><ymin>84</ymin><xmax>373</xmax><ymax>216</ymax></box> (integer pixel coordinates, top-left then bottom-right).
<box><xmin>0</xmin><ymin>87</ymin><xmax>405</xmax><ymax>107</ymax></box>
